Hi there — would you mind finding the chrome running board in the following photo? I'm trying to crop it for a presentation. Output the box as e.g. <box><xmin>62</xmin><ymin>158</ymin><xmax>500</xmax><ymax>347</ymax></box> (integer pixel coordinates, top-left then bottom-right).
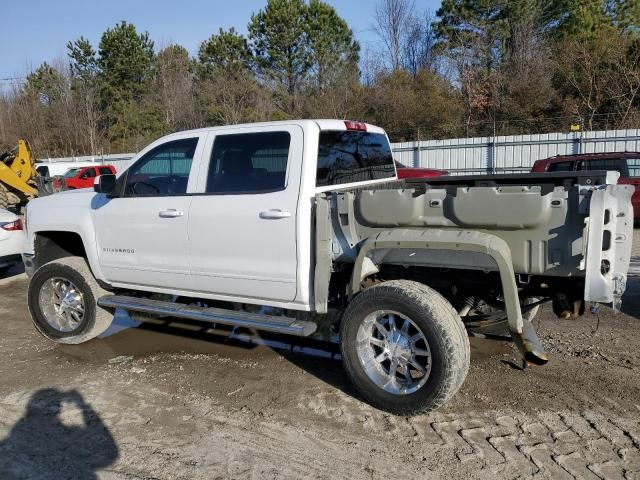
<box><xmin>98</xmin><ymin>295</ymin><xmax>317</xmax><ymax>337</ymax></box>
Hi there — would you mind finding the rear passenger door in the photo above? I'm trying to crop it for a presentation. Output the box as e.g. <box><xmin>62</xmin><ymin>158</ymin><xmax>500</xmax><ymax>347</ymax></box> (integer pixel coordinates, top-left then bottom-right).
<box><xmin>187</xmin><ymin>125</ymin><xmax>303</xmax><ymax>303</ymax></box>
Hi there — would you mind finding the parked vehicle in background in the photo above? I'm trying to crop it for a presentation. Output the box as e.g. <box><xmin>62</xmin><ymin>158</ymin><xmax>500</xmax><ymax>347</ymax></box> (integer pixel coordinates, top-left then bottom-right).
<box><xmin>36</xmin><ymin>162</ymin><xmax>115</xmax><ymax>179</ymax></box>
<box><xmin>54</xmin><ymin>165</ymin><xmax>117</xmax><ymax>190</ymax></box>
<box><xmin>395</xmin><ymin>161</ymin><xmax>448</xmax><ymax>179</ymax></box>
<box><xmin>531</xmin><ymin>152</ymin><xmax>640</xmax><ymax>219</ymax></box>
<box><xmin>22</xmin><ymin>120</ymin><xmax>633</xmax><ymax>415</ymax></box>
<box><xmin>0</xmin><ymin>209</ymin><xmax>24</xmax><ymax>274</ymax></box>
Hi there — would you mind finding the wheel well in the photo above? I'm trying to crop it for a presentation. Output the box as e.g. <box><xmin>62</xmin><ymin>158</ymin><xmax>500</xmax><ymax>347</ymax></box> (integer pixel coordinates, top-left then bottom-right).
<box><xmin>34</xmin><ymin>231</ymin><xmax>87</xmax><ymax>269</ymax></box>
<box><xmin>365</xmin><ymin>264</ymin><xmax>503</xmax><ymax>301</ymax></box>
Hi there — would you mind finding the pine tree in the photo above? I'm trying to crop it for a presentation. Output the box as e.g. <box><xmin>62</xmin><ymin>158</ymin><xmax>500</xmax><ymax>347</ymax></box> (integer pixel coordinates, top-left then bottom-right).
<box><xmin>98</xmin><ymin>21</ymin><xmax>155</xmax><ymax>103</ymax></box>
<box><xmin>248</xmin><ymin>0</ymin><xmax>310</xmax><ymax>94</ymax></box>
<box><xmin>198</xmin><ymin>28</ymin><xmax>252</xmax><ymax>78</ymax></box>
<box><xmin>305</xmin><ymin>0</ymin><xmax>360</xmax><ymax>90</ymax></box>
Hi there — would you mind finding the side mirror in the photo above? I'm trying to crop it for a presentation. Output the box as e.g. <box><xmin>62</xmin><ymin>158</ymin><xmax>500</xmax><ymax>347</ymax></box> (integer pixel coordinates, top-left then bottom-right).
<box><xmin>94</xmin><ymin>174</ymin><xmax>117</xmax><ymax>195</ymax></box>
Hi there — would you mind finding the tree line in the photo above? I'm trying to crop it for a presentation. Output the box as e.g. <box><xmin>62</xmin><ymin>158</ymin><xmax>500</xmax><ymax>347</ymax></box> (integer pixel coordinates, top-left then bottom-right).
<box><xmin>0</xmin><ymin>0</ymin><xmax>639</xmax><ymax>158</ymax></box>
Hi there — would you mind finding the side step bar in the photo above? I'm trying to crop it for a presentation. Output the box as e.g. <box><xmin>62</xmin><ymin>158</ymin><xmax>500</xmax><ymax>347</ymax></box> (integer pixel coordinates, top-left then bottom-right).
<box><xmin>98</xmin><ymin>295</ymin><xmax>317</xmax><ymax>337</ymax></box>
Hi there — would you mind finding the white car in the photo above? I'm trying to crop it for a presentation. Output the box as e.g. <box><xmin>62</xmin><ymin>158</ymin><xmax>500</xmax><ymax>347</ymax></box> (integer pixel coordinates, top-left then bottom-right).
<box><xmin>0</xmin><ymin>209</ymin><xmax>25</xmax><ymax>273</ymax></box>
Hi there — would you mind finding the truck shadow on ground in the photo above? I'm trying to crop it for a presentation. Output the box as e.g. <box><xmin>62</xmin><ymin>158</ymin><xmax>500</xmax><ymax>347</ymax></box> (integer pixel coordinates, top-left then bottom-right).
<box><xmin>0</xmin><ymin>388</ymin><xmax>118</xmax><ymax>480</ymax></box>
<box><xmin>621</xmin><ymin>277</ymin><xmax>640</xmax><ymax>320</ymax></box>
<box><xmin>129</xmin><ymin>318</ymin><xmax>362</xmax><ymax>402</ymax></box>
<box><xmin>0</xmin><ymin>262</ymin><xmax>25</xmax><ymax>281</ymax></box>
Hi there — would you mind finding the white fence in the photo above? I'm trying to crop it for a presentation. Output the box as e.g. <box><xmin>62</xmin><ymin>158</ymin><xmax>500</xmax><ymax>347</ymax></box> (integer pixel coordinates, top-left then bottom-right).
<box><xmin>37</xmin><ymin>153</ymin><xmax>136</xmax><ymax>174</ymax></box>
<box><xmin>390</xmin><ymin>129</ymin><xmax>640</xmax><ymax>174</ymax></box>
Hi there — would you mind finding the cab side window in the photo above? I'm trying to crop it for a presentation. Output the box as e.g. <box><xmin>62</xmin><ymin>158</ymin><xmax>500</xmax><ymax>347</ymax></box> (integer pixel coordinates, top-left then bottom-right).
<box><xmin>206</xmin><ymin>132</ymin><xmax>290</xmax><ymax>194</ymax></box>
<box><xmin>99</xmin><ymin>167</ymin><xmax>113</xmax><ymax>175</ymax></box>
<box><xmin>548</xmin><ymin>161</ymin><xmax>573</xmax><ymax>172</ymax></box>
<box><xmin>81</xmin><ymin>168</ymin><xmax>96</xmax><ymax>179</ymax></box>
<box><xmin>577</xmin><ymin>158</ymin><xmax>625</xmax><ymax>175</ymax></box>
<box><xmin>125</xmin><ymin>138</ymin><xmax>198</xmax><ymax>196</ymax></box>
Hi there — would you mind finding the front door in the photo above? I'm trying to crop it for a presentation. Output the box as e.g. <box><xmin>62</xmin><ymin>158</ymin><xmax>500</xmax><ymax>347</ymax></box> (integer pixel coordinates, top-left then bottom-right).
<box><xmin>187</xmin><ymin>126</ymin><xmax>303</xmax><ymax>303</ymax></box>
<box><xmin>92</xmin><ymin>135</ymin><xmax>203</xmax><ymax>290</ymax></box>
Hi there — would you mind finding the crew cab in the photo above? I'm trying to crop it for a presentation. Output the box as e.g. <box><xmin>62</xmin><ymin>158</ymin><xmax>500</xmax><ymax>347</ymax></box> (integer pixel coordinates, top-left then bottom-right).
<box><xmin>532</xmin><ymin>152</ymin><xmax>640</xmax><ymax>220</ymax></box>
<box><xmin>22</xmin><ymin>120</ymin><xmax>633</xmax><ymax>414</ymax></box>
<box><xmin>56</xmin><ymin>165</ymin><xmax>117</xmax><ymax>190</ymax></box>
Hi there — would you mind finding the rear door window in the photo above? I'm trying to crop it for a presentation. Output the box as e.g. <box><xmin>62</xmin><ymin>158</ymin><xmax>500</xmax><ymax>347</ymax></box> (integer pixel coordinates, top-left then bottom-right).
<box><xmin>99</xmin><ymin>167</ymin><xmax>113</xmax><ymax>175</ymax></box>
<box><xmin>577</xmin><ymin>158</ymin><xmax>625</xmax><ymax>176</ymax></box>
<box><xmin>316</xmin><ymin>131</ymin><xmax>395</xmax><ymax>187</ymax></box>
<box><xmin>206</xmin><ymin>132</ymin><xmax>290</xmax><ymax>194</ymax></box>
<box><xmin>81</xmin><ymin>168</ymin><xmax>96</xmax><ymax>179</ymax></box>
<box><xmin>548</xmin><ymin>161</ymin><xmax>574</xmax><ymax>172</ymax></box>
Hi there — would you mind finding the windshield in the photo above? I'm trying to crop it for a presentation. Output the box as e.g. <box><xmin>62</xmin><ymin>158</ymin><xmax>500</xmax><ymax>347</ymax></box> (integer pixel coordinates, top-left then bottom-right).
<box><xmin>64</xmin><ymin>168</ymin><xmax>81</xmax><ymax>178</ymax></box>
<box><xmin>317</xmin><ymin>131</ymin><xmax>396</xmax><ymax>187</ymax></box>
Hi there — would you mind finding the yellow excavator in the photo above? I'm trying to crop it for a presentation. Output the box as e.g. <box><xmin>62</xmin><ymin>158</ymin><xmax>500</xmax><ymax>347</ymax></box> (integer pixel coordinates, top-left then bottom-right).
<box><xmin>0</xmin><ymin>140</ymin><xmax>46</xmax><ymax>211</ymax></box>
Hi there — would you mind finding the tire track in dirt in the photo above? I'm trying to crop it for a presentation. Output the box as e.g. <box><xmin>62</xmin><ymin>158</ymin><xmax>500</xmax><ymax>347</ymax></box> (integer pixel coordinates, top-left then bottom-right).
<box><xmin>300</xmin><ymin>391</ymin><xmax>640</xmax><ymax>479</ymax></box>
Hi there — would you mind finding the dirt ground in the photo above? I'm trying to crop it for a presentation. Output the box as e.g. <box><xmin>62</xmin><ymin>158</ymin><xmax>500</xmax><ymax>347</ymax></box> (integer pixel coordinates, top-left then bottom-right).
<box><xmin>1</xmin><ymin>244</ymin><xmax>640</xmax><ymax>479</ymax></box>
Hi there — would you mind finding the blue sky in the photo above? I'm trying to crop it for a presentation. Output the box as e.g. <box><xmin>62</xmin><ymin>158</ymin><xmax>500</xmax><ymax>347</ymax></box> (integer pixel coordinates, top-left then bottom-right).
<box><xmin>0</xmin><ymin>0</ymin><xmax>441</xmax><ymax>81</ymax></box>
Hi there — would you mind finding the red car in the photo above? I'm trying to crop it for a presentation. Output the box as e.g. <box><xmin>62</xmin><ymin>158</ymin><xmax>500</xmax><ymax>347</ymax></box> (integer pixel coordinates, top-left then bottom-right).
<box><xmin>395</xmin><ymin>161</ymin><xmax>448</xmax><ymax>179</ymax></box>
<box><xmin>57</xmin><ymin>165</ymin><xmax>117</xmax><ymax>190</ymax></box>
<box><xmin>531</xmin><ymin>152</ymin><xmax>640</xmax><ymax>220</ymax></box>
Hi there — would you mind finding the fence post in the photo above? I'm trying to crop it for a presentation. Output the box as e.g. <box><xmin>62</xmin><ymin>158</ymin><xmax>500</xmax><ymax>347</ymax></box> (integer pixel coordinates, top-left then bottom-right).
<box><xmin>487</xmin><ymin>140</ymin><xmax>495</xmax><ymax>174</ymax></box>
<box><xmin>572</xmin><ymin>131</ymin><xmax>582</xmax><ymax>155</ymax></box>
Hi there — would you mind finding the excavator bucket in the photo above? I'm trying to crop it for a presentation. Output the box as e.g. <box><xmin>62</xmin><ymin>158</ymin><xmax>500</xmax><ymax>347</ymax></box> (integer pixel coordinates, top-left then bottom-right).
<box><xmin>0</xmin><ymin>140</ymin><xmax>39</xmax><ymax>211</ymax></box>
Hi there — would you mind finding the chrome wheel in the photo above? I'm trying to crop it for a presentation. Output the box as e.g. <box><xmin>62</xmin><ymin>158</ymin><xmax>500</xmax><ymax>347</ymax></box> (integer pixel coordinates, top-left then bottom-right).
<box><xmin>355</xmin><ymin>310</ymin><xmax>432</xmax><ymax>395</ymax></box>
<box><xmin>38</xmin><ymin>277</ymin><xmax>85</xmax><ymax>333</ymax></box>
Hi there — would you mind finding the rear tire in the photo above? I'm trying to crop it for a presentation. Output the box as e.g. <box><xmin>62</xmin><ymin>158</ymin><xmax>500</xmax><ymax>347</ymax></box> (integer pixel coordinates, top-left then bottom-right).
<box><xmin>340</xmin><ymin>280</ymin><xmax>469</xmax><ymax>415</ymax></box>
<box><xmin>28</xmin><ymin>256</ymin><xmax>113</xmax><ymax>344</ymax></box>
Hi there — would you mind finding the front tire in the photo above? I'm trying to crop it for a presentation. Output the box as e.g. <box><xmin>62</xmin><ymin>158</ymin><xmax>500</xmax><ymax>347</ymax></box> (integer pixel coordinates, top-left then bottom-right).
<box><xmin>28</xmin><ymin>256</ymin><xmax>114</xmax><ymax>344</ymax></box>
<box><xmin>341</xmin><ymin>280</ymin><xmax>469</xmax><ymax>415</ymax></box>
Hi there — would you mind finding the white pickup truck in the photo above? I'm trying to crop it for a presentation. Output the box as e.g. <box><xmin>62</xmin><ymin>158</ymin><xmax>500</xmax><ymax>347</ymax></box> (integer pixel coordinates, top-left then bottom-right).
<box><xmin>22</xmin><ymin>120</ymin><xmax>633</xmax><ymax>414</ymax></box>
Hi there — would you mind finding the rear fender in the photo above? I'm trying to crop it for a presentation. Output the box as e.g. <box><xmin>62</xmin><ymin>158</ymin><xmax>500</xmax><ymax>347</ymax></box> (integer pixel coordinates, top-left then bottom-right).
<box><xmin>349</xmin><ymin>229</ymin><xmax>548</xmax><ymax>364</ymax></box>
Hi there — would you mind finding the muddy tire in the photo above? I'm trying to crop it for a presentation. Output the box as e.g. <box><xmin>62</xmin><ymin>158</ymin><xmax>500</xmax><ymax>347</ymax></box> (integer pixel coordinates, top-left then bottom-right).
<box><xmin>340</xmin><ymin>280</ymin><xmax>470</xmax><ymax>415</ymax></box>
<box><xmin>28</xmin><ymin>256</ymin><xmax>113</xmax><ymax>344</ymax></box>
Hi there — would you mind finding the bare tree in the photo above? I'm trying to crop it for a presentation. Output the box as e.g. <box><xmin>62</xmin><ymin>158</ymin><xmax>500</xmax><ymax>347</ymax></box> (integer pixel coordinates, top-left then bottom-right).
<box><xmin>153</xmin><ymin>44</ymin><xmax>196</xmax><ymax>131</ymax></box>
<box><xmin>554</xmin><ymin>34</ymin><xmax>635</xmax><ymax>130</ymax></box>
<box><xmin>360</xmin><ymin>44</ymin><xmax>386</xmax><ymax>86</ymax></box>
<box><xmin>491</xmin><ymin>19</ymin><xmax>557</xmax><ymax>135</ymax></box>
<box><xmin>196</xmin><ymin>71</ymin><xmax>276</xmax><ymax>126</ymax></box>
<box><xmin>402</xmin><ymin>10</ymin><xmax>437</xmax><ymax>75</ymax></box>
<box><xmin>374</xmin><ymin>0</ymin><xmax>414</xmax><ymax>70</ymax></box>
<box><xmin>612</xmin><ymin>36</ymin><xmax>640</xmax><ymax>128</ymax></box>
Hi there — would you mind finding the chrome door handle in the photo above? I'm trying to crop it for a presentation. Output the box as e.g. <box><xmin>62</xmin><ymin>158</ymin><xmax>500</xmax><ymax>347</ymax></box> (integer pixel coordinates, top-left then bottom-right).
<box><xmin>259</xmin><ymin>209</ymin><xmax>291</xmax><ymax>219</ymax></box>
<box><xmin>159</xmin><ymin>209</ymin><xmax>184</xmax><ymax>218</ymax></box>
